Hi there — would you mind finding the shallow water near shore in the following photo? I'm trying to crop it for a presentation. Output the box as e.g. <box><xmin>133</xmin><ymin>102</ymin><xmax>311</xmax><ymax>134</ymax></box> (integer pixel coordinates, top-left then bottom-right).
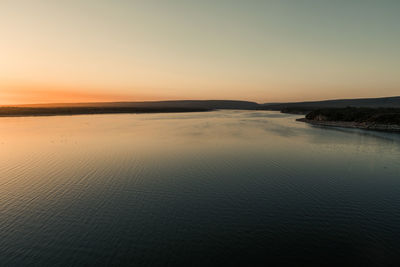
<box><xmin>1</xmin><ymin>110</ymin><xmax>400</xmax><ymax>266</ymax></box>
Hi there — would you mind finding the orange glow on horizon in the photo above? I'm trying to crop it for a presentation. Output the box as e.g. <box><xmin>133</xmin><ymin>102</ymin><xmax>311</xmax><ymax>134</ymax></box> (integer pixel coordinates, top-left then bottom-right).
<box><xmin>0</xmin><ymin>83</ymin><xmax>164</xmax><ymax>106</ymax></box>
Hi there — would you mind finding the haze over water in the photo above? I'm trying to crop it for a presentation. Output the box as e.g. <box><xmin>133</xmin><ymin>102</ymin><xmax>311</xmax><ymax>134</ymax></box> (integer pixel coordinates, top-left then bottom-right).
<box><xmin>1</xmin><ymin>111</ymin><xmax>400</xmax><ymax>265</ymax></box>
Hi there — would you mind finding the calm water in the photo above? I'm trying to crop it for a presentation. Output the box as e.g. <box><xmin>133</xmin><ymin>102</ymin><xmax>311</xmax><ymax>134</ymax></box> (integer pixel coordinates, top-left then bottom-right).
<box><xmin>1</xmin><ymin>111</ymin><xmax>400</xmax><ymax>266</ymax></box>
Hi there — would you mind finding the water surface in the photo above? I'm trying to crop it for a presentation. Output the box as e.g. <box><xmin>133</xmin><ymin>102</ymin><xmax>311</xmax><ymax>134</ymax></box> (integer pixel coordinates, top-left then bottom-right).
<box><xmin>1</xmin><ymin>111</ymin><xmax>400</xmax><ymax>266</ymax></box>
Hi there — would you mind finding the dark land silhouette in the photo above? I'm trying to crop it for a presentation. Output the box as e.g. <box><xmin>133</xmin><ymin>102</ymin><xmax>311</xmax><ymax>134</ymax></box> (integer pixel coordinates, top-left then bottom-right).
<box><xmin>0</xmin><ymin>106</ymin><xmax>212</xmax><ymax>117</ymax></box>
<box><xmin>262</xmin><ymin>96</ymin><xmax>400</xmax><ymax>112</ymax></box>
<box><xmin>1</xmin><ymin>97</ymin><xmax>399</xmax><ymax>132</ymax></box>
<box><xmin>297</xmin><ymin>107</ymin><xmax>400</xmax><ymax>132</ymax></box>
<box><xmin>14</xmin><ymin>100</ymin><xmax>260</xmax><ymax>109</ymax></box>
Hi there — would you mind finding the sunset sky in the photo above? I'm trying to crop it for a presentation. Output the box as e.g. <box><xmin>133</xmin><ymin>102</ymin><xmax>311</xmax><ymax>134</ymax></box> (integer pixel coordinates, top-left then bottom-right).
<box><xmin>1</xmin><ymin>0</ymin><xmax>399</xmax><ymax>105</ymax></box>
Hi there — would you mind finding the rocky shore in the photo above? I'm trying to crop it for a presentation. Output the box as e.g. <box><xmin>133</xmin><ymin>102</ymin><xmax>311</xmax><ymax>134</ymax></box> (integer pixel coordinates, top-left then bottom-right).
<box><xmin>297</xmin><ymin>118</ymin><xmax>400</xmax><ymax>132</ymax></box>
<box><xmin>295</xmin><ymin>107</ymin><xmax>400</xmax><ymax>132</ymax></box>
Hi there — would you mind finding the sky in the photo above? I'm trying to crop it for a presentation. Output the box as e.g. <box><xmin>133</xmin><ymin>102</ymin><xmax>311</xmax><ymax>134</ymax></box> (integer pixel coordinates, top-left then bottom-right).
<box><xmin>1</xmin><ymin>0</ymin><xmax>399</xmax><ymax>105</ymax></box>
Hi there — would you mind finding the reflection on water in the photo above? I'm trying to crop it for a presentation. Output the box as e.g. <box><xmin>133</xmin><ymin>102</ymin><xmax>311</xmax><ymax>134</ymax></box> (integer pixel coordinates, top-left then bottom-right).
<box><xmin>1</xmin><ymin>111</ymin><xmax>400</xmax><ymax>266</ymax></box>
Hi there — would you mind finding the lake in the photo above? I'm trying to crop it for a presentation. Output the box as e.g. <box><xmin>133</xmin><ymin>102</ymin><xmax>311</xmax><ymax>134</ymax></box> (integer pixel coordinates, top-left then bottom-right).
<box><xmin>1</xmin><ymin>111</ymin><xmax>400</xmax><ymax>266</ymax></box>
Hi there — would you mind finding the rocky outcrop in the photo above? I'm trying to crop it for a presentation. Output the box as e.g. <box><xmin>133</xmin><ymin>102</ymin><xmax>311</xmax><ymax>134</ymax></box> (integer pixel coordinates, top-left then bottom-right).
<box><xmin>297</xmin><ymin>118</ymin><xmax>400</xmax><ymax>132</ymax></box>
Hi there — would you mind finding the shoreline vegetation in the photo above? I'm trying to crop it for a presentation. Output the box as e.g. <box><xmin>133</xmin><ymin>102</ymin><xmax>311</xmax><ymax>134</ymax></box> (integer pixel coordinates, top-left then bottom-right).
<box><xmin>297</xmin><ymin>118</ymin><xmax>400</xmax><ymax>132</ymax></box>
<box><xmin>261</xmin><ymin>96</ymin><xmax>400</xmax><ymax>133</ymax></box>
<box><xmin>0</xmin><ymin>106</ymin><xmax>213</xmax><ymax>117</ymax></box>
<box><xmin>295</xmin><ymin>107</ymin><xmax>400</xmax><ymax>132</ymax></box>
<box><xmin>0</xmin><ymin>100</ymin><xmax>258</xmax><ymax>117</ymax></box>
<box><xmin>1</xmin><ymin>97</ymin><xmax>399</xmax><ymax>133</ymax></box>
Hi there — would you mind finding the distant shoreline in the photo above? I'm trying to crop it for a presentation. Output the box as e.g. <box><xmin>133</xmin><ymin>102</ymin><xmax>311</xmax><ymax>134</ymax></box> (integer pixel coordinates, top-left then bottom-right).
<box><xmin>293</xmin><ymin>107</ymin><xmax>400</xmax><ymax>132</ymax></box>
<box><xmin>297</xmin><ymin>118</ymin><xmax>400</xmax><ymax>133</ymax></box>
<box><xmin>0</xmin><ymin>107</ymin><xmax>213</xmax><ymax>118</ymax></box>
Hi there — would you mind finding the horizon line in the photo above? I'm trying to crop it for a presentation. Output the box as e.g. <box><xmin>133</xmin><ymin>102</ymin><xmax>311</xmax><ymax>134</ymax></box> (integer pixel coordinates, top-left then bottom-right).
<box><xmin>1</xmin><ymin>95</ymin><xmax>399</xmax><ymax>107</ymax></box>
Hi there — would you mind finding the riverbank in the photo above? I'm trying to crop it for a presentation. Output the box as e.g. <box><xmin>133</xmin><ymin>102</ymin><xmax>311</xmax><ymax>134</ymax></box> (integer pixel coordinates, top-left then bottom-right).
<box><xmin>297</xmin><ymin>118</ymin><xmax>400</xmax><ymax>132</ymax></box>
<box><xmin>0</xmin><ymin>107</ymin><xmax>213</xmax><ymax>117</ymax></box>
<box><xmin>296</xmin><ymin>107</ymin><xmax>400</xmax><ymax>132</ymax></box>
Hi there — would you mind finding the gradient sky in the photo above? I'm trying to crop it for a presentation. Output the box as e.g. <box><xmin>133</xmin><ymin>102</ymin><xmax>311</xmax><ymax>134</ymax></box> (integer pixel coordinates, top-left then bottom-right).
<box><xmin>1</xmin><ymin>0</ymin><xmax>399</xmax><ymax>105</ymax></box>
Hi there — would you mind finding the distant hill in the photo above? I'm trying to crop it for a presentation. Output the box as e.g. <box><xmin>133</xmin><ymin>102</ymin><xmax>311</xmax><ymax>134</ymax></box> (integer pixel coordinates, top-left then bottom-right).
<box><xmin>3</xmin><ymin>97</ymin><xmax>400</xmax><ymax>116</ymax></box>
<box><xmin>14</xmin><ymin>100</ymin><xmax>260</xmax><ymax>110</ymax></box>
<box><xmin>0</xmin><ymin>100</ymin><xmax>261</xmax><ymax>117</ymax></box>
<box><xmin>0</xmin><ymin>106</ymin><xmax>212</xmax><ymax>117</ymax></box>
<box><xmin>262</xmin><ymin>96</ymin><xmax>400</xmax><ymax>111</ymax></box>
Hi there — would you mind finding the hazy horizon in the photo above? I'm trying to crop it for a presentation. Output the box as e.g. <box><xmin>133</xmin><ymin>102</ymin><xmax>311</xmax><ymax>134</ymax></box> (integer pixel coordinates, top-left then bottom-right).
<box><xmin>2</xmin><ymin>95</ymin><xmax>400</xmax><ymax>108</ymax></box>
<box><xmin>1</xmin><ymin>0</ymin><xmax>399</xmax><ymax>105</ymax></box>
